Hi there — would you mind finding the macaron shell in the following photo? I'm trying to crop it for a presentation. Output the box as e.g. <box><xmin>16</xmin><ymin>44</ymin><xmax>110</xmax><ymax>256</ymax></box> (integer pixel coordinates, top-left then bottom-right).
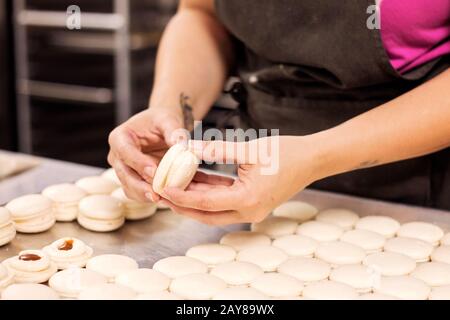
<box><xmin>6</xmin><ymin>194</ymin><xmax>53</xmax><ymax>218</ymax></box>
<box><xmin>272</xmin><ymin>201</ymin><xmax>318</xmax><ymax>222</ymax></box>
<box><xmin>42</xmin><ymin>183</ymin><xmax>87</xmax><ymax>203</ymax></box>
<box><xmin>49</xmin><ymin>268</ymin><xmax>108</xmax><ymax>298</ymax></box>
<box><xmin>153</xmin><ymin>144</ymin><xmax>186</xmax><ymax>195</ymax></box>
<box><xmin>165</xmin><ymin>150</ymin><xmax>199</xmax><ymax>190</ymax></box>
<box><xmin>78</xmin><ymin>283</ymin><xmax>136</xmax><ymax>300</ymax></box>
<box><xmin>153</xmin><ymin>256</ymin><xmax>208</xmax><ymax>278</ymax></box>
<box><xmin>1</xmin><ymin>283</ymin><xmax>59</xmax><ymax>300</ymax></box>
<box><xmin>169</xmin><ymin>273</ymin><xmax>227</xmax><ymax>300</ymax></box>
<box><xmin>13</xmin><ymin>212</ymin><xmax>55</xmax><ymax>234</ymax></box>
<box><xmin>78</xmin><ymin>195</ymin><xmax>123</xmax><ymax>220</ymax></box>
<box><xmin>0</xmin><ymin>223</ymin><xmax>16</xmax><ymax>247</ymax></box>
<box><xmin>0</xmin><ymin>207</ymin><xmax>11</xmax><ymax>226</ymax></box>
<box><xmin>251</xmin><ymin>217</ymin><xmax>299</xmax><ymax>239</ymax></box>
<box><xmin>212</xmin><ymin>287</ymin><xmax>268</xmax><ymax>300</ymax></box>
<box><xmin>220</xmin><ymin>231</ymin><xmax>271</xmax><ymax>251</ymax></box>
<box><xmin>75</xmin><ymin>176</ymin><xmax>118</xmax><ymax>195</ymax></box>
<box><xmin>77</xmin><ymin>214</ymin><xmax>125</xmax><ymax>232</ymax></box>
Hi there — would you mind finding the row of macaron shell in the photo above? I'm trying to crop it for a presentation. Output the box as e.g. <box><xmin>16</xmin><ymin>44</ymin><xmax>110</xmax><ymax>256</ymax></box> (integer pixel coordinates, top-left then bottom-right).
<box><xmin>0</xmin><ymin>169</ymin><xmax>169</xmax><ymax>246</ymax></box>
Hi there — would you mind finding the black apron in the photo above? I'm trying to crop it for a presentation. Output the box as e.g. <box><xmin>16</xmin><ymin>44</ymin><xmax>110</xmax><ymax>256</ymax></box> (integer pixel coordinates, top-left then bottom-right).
<box><xmin>215</xmin><ymin>0</ymin><xmax>450</xmax><ymax>210</ymax></box>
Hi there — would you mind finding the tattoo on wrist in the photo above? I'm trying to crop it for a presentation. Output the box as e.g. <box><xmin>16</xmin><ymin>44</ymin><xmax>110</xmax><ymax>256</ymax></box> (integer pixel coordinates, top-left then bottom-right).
<box><xmin>180</xmin><ymin>93</ymin><xmax>194</xmax><ymax>132</ymax></box>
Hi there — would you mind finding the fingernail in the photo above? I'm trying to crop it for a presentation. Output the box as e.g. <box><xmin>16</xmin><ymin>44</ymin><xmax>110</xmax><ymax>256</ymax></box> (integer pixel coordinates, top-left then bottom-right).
<box><xmin>144</xmin><ymin>166</ymin><xmax>156</xmax><ymax>178</ymax></box>
<box><xmin>145</xmin><ymin>193</ymin><xmax>155</xmax><ymax>202</ymax></box>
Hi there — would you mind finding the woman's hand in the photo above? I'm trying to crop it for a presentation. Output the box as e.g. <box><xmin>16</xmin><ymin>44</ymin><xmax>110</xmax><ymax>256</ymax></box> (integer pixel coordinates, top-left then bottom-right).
<box><xmin>159</xmin><ymin>136</ymin><xmax>321</xmax><ymax>225</ymax></box>
<box><xmin>108</xmin><ymin>107</ymin><xmax>185</xmax><ymax>203</ymax></box>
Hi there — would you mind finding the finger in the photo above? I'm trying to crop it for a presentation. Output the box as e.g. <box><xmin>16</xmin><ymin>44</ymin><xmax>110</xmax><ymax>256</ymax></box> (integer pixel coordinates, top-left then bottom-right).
<box><xmin>159</xmin><ymin>200</ymin><xmax>238</xmax><ymax>226</ymax></box>
<box><xmin>163</xmin><ymin>184</ymin><xmax>246</xmax><ymax>211</ymax></box>
<box><xmin>155</xmin><ymin>116</ymin><xmax>187</xmax><ymax>146</ymax></box>
<box><xmin>112</xmin><ymin>128</ymin><xmax>159</xmax><ymax>181</ymax></box>
<box><xmin>189</xmin><ymin>140</ymin><xmax>256</xmax><ymax>165</ymax></box>
<box><xmin>113</xmin><ymin>158</ymin><xmax>160</xmax><ymax>203</ymax></box>
<box><xmin>193</xmin><ymin>171</ymin><xmax>235</xmax><ymax>186</ymax></box>
<box><xmin>186</xmin><ymin>182</ymin><xmax>230</xmax><ymax>192</ymax></box>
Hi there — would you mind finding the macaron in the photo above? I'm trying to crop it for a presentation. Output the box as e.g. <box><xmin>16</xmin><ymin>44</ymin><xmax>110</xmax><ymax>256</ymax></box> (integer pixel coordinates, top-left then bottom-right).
<box><xmin>363</xmin><ymin>252</ymin><xmax>416</xmax><ymax>276</ymax></box>
<box><xmin>315</xmin><ymin>241</ymin><xmax>366</xmax><ymax>266</ymax></box>
<box><xmin>0</xmin><ymin>207</ymin><xmax>16</xmax><ymax>246</ymax></box>
<box><xmin>219</xmin><ymin>231</ymin><xmax>271</xmax><ymax>251</ymax></box>
<box><xmin>358</xmin><ymin>293</ymin><xmax>398</xmax><ymax>300</ymax></box>
<box><xmin>79</xmin><ymin>283</ymin><xmax>136</xmax><ymax>300</ymax></box>
<box><xmin>111</xmin><ymin>188</ymin><xmax>157</xmax><ymax>221</ymax></box>
<box><xmin>431</xmin><ymin>245</ymin><xmax>450</xmax><ymax>264</ymax></box>
<box><xmin>384</xmin><ymin>237</ymin><xmax>433</xmax><ymax>262</ymax></box>
<box><xmin>277</xmin><ymin>257</ymin><xmax>331</xmax><ymax>282</ymax></box>
<box><xmin>429</xmin><ymin>285</ymin><xmax>450</xmax><ymax>300</ymax></box>
<box><xmin>137</xmin><ymin>291</ymin><xmax>182</xmax><ymax>300</ymax></box>
<box><xmin>43</xmin><ymin>237</ymin><xmax>93</xmax><ymax>269</ymax></box>
<box><xmin>302</xmin><ymin>280</ymin><xmax>358</xmax><ymax>300</ymax></box>
<box><xmin>296</xmin><ymin>221</ymin><xmax>344</xmax><ymax>242</ymax></box>
<box><xmin>212</xmin><ymin>287</ymin><xmax>268</xmax><ymax>300</ymax></box>
<box><xmin>77</xmin><ymin>195</ymin><xmax>125</xmax><ymax>232</ymax></box>
<box><xmin>0</xmin><ymin>264</ymin><xmax>13</xmax><ymax>293</ymax></box>
<box><xmin>42</xmin><ymin>183</ymin><xmax>87</xmax><ymax>222</ymax></box>
<box><xmin>251</xmin><ymin>217</ymin><xmax>298</xmax><ymax>239</ymax></box>
<box><xmin>340</xmin><ymin>229</ymin><xmax>386</xmax><ymax>253</ymax></box>
<box><xmin>272</xmin><ymin>234</ymin><xmax>318</xmax><ymax>257</ymax></box>
<box><xmin>49</xmin><ymin>267</ymin><xmax>108</xmax><ymax>298</ymax></box>
<box><xmin>355</xmin><ymin>216</ymin><xmax>400</xmax><ymax>238</ymax></box>
<box><xmin>3</xmin><ymin>249</ymin><xmax>57</xmax><ymax>283</ymax></box>
<box><xmin>153</xmin><ymin>256</ymin><xmax>208</xmax><ymax>278</ymax></box>
<box><xmin>169</xmin><ymin>273</ymin><xmax>227</xmax><ymax>300</ymax></box>
<box><xmin>315</xmin><ymin>208</ymin><xmax>359</xmax><ymax>230</ymax></box>
<box><xmin>86</xmin><ymin>254</ymin><xmax>138</xmax><ymax>282</ymax></box>
<box><xmin>236</xmin><ymin>245</ymin><xmax>288</xmax><ymax>272</ymax></box>
<box><xmin>101</xmin><ymin>168</ymin><xmax>122</xmax><ymax>186</ymax></box>
<box><xmin>1</xmin><ymin>283</ymin><xmax>59</xmax><ymax>300</ymax></box>
<box><xmin>397</xmin><ymin>222</ymin><xmax>444</xmax><ymax>246</ymax></box>
<box><xmin>210</xmin><ymin>261</ymin><xmax>263</xmax><ymax>286</ymax></box>
<box><xmin>153</xmin><ymin>143</ymin><xmax>199</xmax><ymax>195</ymax></box>
<box><xmin>441</xmin><ymin>233</ymin><xmax>450</xmax><ymax>246</ymax></box>
<box><xmin>75</xmin><ymin>176</ymin><xmax>118</xmax><ymax>195</ymax></box>
<box><xmin>411</xmin><ymin>262</ymin><xmax>450</xmax><ymax>287</ymax></box>
<box><xmin>115</xmin><ymin>268</ymin><xmax>171</xmax><ymax>295</ymax></box>
<box><xmin>375</xmin><ymin>276</ymin><xmax>430</xmax><ymax>300</ymax></box>
<box><xmin>272</xmin><ymin>201</ymin><xmax>318</xmax><ymax>222</ymax></box>
<box><xmin>6</xmin><ymin>194</ymin><xmax>55</xmax><ymax>233</ymax></box>
<box><xmin>330</xmin><ymin>264</ymin><xmax>377</xmax><ymax>293</ymax></box>
<box><xmin>186</xmin><ymin>244</ymin><xmax>236</xmax><ymax>267</ymax></box>
<box><xmin>250</xmin><ymin>273</ymin><xmax>303</xmax><ymax>298</ymax></box>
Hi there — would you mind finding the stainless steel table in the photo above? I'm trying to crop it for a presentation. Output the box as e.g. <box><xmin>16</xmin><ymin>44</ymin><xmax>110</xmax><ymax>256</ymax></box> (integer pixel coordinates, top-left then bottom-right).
<box><xmin>1</xmin><ymin>151</ymin><xmax>449</xmax><ymax>267</ymax></box>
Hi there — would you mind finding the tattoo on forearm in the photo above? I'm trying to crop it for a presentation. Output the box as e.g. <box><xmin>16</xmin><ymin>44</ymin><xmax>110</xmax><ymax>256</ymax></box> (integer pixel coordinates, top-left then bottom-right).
<box><xmin>180</xmin><ymin>93</ymin><xmax>194</xmax><ymax>132</ymax></box>
<box><xmin>356</xmin><ymin>160</ymin><xmax>380</xmax><ymax>170</ymax></box>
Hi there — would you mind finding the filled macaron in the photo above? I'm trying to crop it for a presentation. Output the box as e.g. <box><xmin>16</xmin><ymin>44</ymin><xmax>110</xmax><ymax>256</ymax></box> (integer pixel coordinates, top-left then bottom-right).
<box><xmin>77</xmin><ymin>195</ymin><xmax>125</xmax><ymax>232</ymax></box>
<box><xmin>42</xmin><ymin>183</ymin><xmax>87</xmax><ymax>222</ymax></box>
<box><xmin>43</xmin><ymin>237</ymin><xmax>93</xmax><ymax>269</ymax></box>
<box><xmin>111</xmin><ymin>188</ymin><xmax>157</xmax><ymax>221</ymax></box>
<box><xmin>0</xmin><ymin>207</ymin><xmax>16</xmax><ymax>246</ymax></box>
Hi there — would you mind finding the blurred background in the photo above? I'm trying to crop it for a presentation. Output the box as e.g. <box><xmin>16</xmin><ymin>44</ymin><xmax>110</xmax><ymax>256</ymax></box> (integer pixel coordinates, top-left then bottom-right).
<box><xmin>0</xmin><ymin>0</ymin><xmax>238</xmax><ymax>168</ymax></box>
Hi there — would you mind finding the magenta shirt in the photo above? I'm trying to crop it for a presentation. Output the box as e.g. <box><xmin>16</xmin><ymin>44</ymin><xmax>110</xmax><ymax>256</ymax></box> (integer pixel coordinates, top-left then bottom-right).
<box><xmin>380</xmin><ymin>0</ymin><xmax>450</xmax><ymax>74</ymax></box>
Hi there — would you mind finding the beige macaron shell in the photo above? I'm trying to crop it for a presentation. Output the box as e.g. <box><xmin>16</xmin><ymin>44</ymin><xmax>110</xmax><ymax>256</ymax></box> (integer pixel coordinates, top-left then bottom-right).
<box><xmin>303</xmin><ymin>280</ymin><xmax>358</xmax><ymax>300</ymax></box>
<box><xmin>236</xmin><ymin>245</ymin><xmax>288</xmax><ymax>272</ymax></box>
<box><xmin>0</xmin><ymin>264</ymin><xmax>14</xmax><ymax>289</ymax></box>
<box><xmin>77</xmin><ymin>214</ymin><xmax>125</xmax><ymax>232</ymax></box>
<box><xmin>330</xmin><ymin>264</ymin><xmax>377</xmax><ymax>293</ymax></box>
<box><xmin>278</xmin><ymin>257</ymin><xmax>331</xmax><ymax>282</ymax></box>
<box><xmin>116</xmin><ymin>269</ymin><xmax>170</xmax><ymax>294</ymax></box>
<box><xmin>153</xmin><ymin>256</ymin><xmax>208</xmax><ymax>278</ymax></box>
<box><xmin>6</xmin><ymin>194</ymin><xmax>53</xmax><ymax>218</ymax></box>
<box><xmin>165</xmin><ymin>150</ymin><xmax>199</xmax><ymax>190</ymax></box>
<box><xmin>86</xmin><ymin>254</ymin><xmax>138</xmax><ymax>282</ymax></box>
<box><xmin>250</xmin><ymin>273</ymin><xmax>303</xmax><ymax>298</ymax></box>
<box><xmin>0</xmin><ymin>223</ymin><xmax>16</xmax><ymax>247</ymax></box>
<box><xmin>355</xmin><ymin>216</ymin><xmax>400</xmax><ymax>238</ymax></box>
<box><xmin>251</xmin><ymin>217</ymin><xmax>298</xmax><ymax>239</ymax></box>
<box><xmin>397</xmin><ymin>222</ymin><xmax>444</xmax><ymax>245</ymax></box>
<box><xmin>358</xmin><ymin>293</ymin><xmax>398</xmax><ymax>300</ymax></box>
<box><xmin>153</xmin><ymin>144</ymin><xmax>186</xmax><ymax>195</ymax></box>
<box><xmin>441</xmin><ymin>233</ymin><xmax>450</xmax><ymax>246</ymax></box>
<box><xmin>43</xmin><ymin>238</ymin><xmax>93</xmax><ymax>269</ymax></box>
<box><xmin>375</xmin><ymin>276</ymin><xmax>430</xmax><ymax>300</ymax></box>
<box><xmin>210</xmin><ymin>261</ymin><xmax>263</xmax><ymax>286</ymax></box>
<box><xmin>78</xmin><ymin>283</ymin><xmax>136</xmax><ymax>300</ymax></box>
<box><xmin>431</xmin><ymin>245</ymin><xmax>450</xmax><ymax>264</ymax></box>
<box><xmin>340</xmin><ymin>229</ymin><xmax>386</xmax><ymax>253</ymax></box>
<box><xmin>111</xmin><ymin>188</ymin><xmax>157</xmax><ymax>220</ymax></box>
<box><xmin>75</xmin><ymin>176</ymin><xmax>118</xmax><ymax>195</ymax></box>
<box><xmin>384</xmin><ymin>237</ymin><xmax>433</xmax><ymax>262</ymax></box>
<box><xmin>0</xmin><ymin>207</ymin><xmax>11</xmax><ymax>226</ymax></box>
<box><xmin>186</xmin><ymin>244</ymin><xmax>236</xmax><ymax>266</ymax></box>
<box><xmin>272</xmin><ymin>201</ymin><xmax>318</xmax><ymax>222</ymax></box>
<box><xmin>429</xmin><ymin>285</ymin><xmax>450</xmax><ymax>300</ymax></box>
<box><xmin>169</xmin><ymin>273</ymin><xmax>227</xmax><ymax>300</ymax></box>
<box><xmin>4</xmin><ymin>256</ymin><xmax>57</xmax><ymax>284</ymax></box>
<box><xmin>49</xmin><ymin>268</ymin><xmax>108</xmax><ymax>298</ymax></box>
<box><xmin>411</xmin><ymin>262</ymin><xmax>450</xmax><ymax>287</ymax></box>
<box><xmin>296</xmin><ymin>221</ymin><xmax>344</xmax><ymax>242</ymax></box>
<box><xmin>13</xmin><ymin>211</ymin><xmax>55</xmax><ymax>233</ymax></box>
<box><xmin>10</xmin><ymin>250</ymin><xmax>51</xmax><ymax>272</ymax></box>
<box><xmin>315</xmin><ymin>208</ymin><xmax>359</xmax><ymax>230</ymax></box>
<box><xmin>315</xmin><ymin>241</ymin><xmax>366</xmax><ymax>266</ymax></box>
<box><xmin>1</xmin><ymin>283</ymin><xmax>59</xmax><ymax>300</ymax></box>
<box><xmin>213</xmin><ymin>287</ymin><xmax>268</xmax><ymax>300</ymax></box>
<box><xmin>42</xmin><ymin>183</ymin><xmax>87</xmax><ymax>203</ymax></box>
<box><xmin>137</xmin><ymin>291</ymin><xmax>183</xmax><ymax>300</ymax></box>
<box><xmin>272</xmin><ymin>234</ymin><xmax>318</xmax><ymax>257</ymax></box>
<box><xmin>78</xmin><ymin>195</ymin><xmax>123</xmax><ymax>220</ymax></box>
<box><xmin>363</xmin><ymin>252</ymin><xmax>416</xmax><ymax>276</ymax></box>
<box><xmin>219</xmin><ymin>231</ymin><xmax>271</xmax><ymax>251</ymax></box>
<box><xmin>101</xmin><ymin>168</ymin><xmax>122</xmax><ymax>186</ymax></box>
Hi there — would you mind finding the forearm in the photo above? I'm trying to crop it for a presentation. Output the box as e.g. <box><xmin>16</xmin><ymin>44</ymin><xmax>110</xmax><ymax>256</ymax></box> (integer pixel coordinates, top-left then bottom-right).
<box><xmin>150</xmin><ymin>4</ymin><xmax>234</xmax><ymax>120</ymax></box>
<box><xmin>308</xmin><ymin>68</ymin><xmax>450</xmax><ymax>181</ymax></box>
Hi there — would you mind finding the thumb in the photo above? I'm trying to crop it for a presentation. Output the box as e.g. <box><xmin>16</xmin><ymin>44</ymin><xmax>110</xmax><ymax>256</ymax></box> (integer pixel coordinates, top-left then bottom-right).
<box><xmin>189</xmin><ymin>140</ymin><xmax>257</xmax><ymax>165</ymax></box>
<box><xmin>156</xmin><ymin>117</ymin><xmax>188</xmax><ymax>146</ymax></box>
